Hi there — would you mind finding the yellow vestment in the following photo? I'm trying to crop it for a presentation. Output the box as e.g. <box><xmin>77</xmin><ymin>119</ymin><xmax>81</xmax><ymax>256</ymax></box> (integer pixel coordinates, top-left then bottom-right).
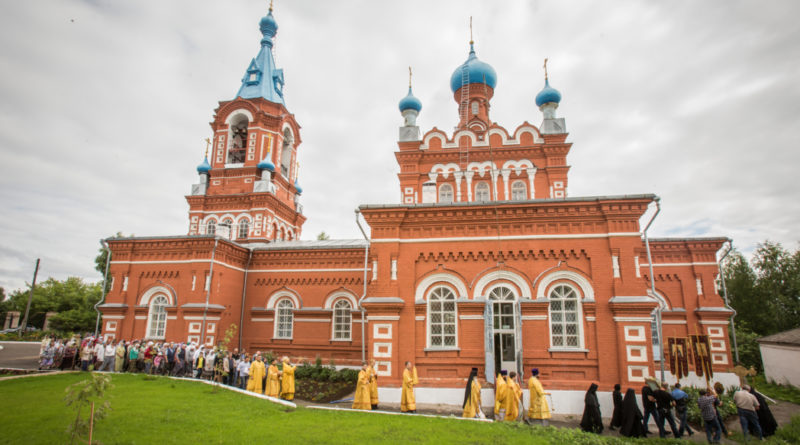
<box><xmin>400</xmin><ymin>367</ymin><xmax>418</xmax><ymax>412</ymax></box>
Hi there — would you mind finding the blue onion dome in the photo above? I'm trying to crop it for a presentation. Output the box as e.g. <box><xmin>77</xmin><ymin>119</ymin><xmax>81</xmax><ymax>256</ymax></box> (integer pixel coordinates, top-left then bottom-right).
<box><xmin>398</xmin><ymin>87</ymin><xmax>422</xmax><ymax>112</ymax></box>
<box><xmin>449</xmin><ymin>43</ymin><xmax>497</xmax><ymax>93</ymax></box>
<box><xmin>294</xmin><ymin>179</ymin><xmax>303</xmax><ymax>194</ymax></box>
<box><xmin>259</xmin><ymin>9</ymin><xmax>278</xmax><ymax>39</ymax></box>
<box><xmin>535</xmin><ymin>78</ymin><xmax>562</xmax><ymax>107</ymax></box>
<box><xmin>257</xmin><ymin>157</ymin><xmax>275</xmax><ymax>172</ymax></box>
<box><xmin>196</xmin><ymin>157</ymin><xmax>211</xmax><ymax>174</ymax></box>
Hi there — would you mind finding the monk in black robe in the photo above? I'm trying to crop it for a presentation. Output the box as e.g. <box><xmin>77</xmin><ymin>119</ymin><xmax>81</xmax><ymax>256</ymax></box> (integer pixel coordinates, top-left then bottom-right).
<box><xmin>750</xmin><ymin>386</ymin><xmax>777</xmax><ymax>437</ymax></box>
<box><xmin>619</xmin><ymin>388</ymin><xmax>646</xmax><ymax>437</ymax></box>
<box><xmin>580</xmin><ymin>383</ymin><xmax>603</xmax><ymax>433</ymax></box>
<box><xmin>609</xmin><ymin>383</ymin><xmax>623</xmax><ymax>430</ymax></box>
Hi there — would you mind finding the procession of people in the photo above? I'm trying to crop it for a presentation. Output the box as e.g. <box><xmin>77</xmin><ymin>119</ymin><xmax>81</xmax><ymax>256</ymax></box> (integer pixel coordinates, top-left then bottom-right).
<box><xmin>36</xmin><ymin>335</ymin><xmax>778</xmax><ymax>439</ymax></box>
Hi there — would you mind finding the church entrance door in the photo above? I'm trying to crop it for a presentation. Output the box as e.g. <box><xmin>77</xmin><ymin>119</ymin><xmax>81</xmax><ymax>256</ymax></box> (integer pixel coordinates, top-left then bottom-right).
<box><xmin>490</xmin><ymin>287</ymin><xmax>516</xmax><ymax>374</ymax></box>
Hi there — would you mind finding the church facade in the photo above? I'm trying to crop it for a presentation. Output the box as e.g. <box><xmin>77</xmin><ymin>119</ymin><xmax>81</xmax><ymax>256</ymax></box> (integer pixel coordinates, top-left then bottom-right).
<box><xmin>99</xmin><ymin>8</ymin><xmax>736</xmax><ymax>413</ymax></box>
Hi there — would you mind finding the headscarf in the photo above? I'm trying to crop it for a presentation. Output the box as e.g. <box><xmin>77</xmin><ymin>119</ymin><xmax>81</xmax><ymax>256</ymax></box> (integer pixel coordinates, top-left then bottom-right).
<box><xmin>585</xmin><ymin>383</ymin><xmax>599</xmax><ymax>405</ymax></box>
<box><xmin>463</xmin><ymin>368</ymin><xmax>479</xmax><ymax>408</ymax></box>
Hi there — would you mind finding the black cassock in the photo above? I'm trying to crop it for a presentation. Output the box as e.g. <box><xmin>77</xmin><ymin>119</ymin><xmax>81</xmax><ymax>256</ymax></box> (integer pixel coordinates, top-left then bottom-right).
<box><xmin>751</xmin><ymin>388</ymin><xmax>778</xmax><ymax>437</ymax></box>
<box><xmin>619</xmin><ymin>388</ymin><xmax>646</xmax><ymax>438</ymax></box>
<box><xmin>610</xmin><ymin>384</ymin><xmax>623</xmax><ymax>429</ymax></box>
<box><xmin>580</xmin><ymin>383</ymin><xmax>604</xmax><ymax>434</ymax></box>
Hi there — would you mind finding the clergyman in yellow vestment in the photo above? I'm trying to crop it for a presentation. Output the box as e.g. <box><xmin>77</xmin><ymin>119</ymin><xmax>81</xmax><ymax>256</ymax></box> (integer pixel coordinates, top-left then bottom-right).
<box><xmin>280</xmin><ymin>356</ymin><xmax>296</xmax><ymax>400</ymax></box>
<box><xmin>352</xmin><ymin>362</ymin><xmax>372</xmax><ymax>410</ymax></box>
<box><xmin>400</xmin><ymin>361</ymin><xmax>418</xmax><ymax>413</ymax></box>
<box><xmin>266</xmin><ymin>359</ymin><xmax>281</xmax><ymax>398</ymax></box>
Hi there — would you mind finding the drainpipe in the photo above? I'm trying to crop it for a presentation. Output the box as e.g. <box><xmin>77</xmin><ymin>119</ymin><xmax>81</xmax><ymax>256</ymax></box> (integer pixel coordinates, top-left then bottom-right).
<box><xmin>355</xmin><ymin>209</ymin><xmax>371</xmax><ymax>363</ymax></box>
<box><xmin>717</xmin><ymin>239</ymin><xmax>739</xmax><ymax>364</ymax></box>
<box><xmin>94</xmin><ymin>240</ymin><xmax>111</xmax><ymax>338</ymax></box>
<box><xmin>200</xmin><ymin>237</ymin><xmax>219</xmax><ymax>346</ymax></box>
<box><xmin>238</xmin><ymin>248</ymin><xmax>254</xmax><ymax>351</ymax></box>
<box><xmin>642</xmin><ymin>197</ymin><xmax>664</xmax><ymax>381</ymax></box>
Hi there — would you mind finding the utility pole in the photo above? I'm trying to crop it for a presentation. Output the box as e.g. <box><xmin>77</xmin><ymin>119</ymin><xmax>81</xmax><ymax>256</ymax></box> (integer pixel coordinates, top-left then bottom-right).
<box><xmin>19</xmin><ymin>258</ymin><xmax>40</xmax><ymax>337</ymax></box>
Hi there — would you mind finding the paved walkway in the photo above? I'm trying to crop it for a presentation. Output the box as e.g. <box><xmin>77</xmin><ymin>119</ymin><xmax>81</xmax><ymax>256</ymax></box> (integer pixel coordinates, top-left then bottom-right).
<box><xmin>0</xmin><ymin>341</ymin><xmax>40</xmax><ymax>369</ymax></box>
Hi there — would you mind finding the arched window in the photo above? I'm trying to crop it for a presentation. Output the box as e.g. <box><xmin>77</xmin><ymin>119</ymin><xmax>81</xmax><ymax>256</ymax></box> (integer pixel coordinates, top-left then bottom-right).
<box><xmin>333</xmin><ymin>299</ymin><xmax>352</xmax><ymax>340</ymax></box>
<box><xmin>146</xmin><ymin>294</ymin><xmax>168</xmax><ymax>339</ymax></box>
<box><xmin>438</xmin><ymin>183</ymin><xmax>454</xmax><ymax>203</ymax></box>
<box><xmin>549</xmin><ymin>284</ymin><xmax>582</xmax><ymax>348</ymax></box>
<box><xmin>205</xmin><ymin>219</ymin><xmax>217</xmax><ymax>235</ymax></box>
<box><xmin>511</xmin><ymin>181</ymin><xmax>527</xmax><ymax>201</ymax></box>
<box><xmin>220</xmin><ymin>218</ymin><xmax>233</xmax><ymax>239</ymax></box>
<box><xmin>489</xmin><ymin>286</ymin><xmax>515</xmax><ymax>330</ymax></box>
<box><xmin>475</xmin><ymin>182</ymin><xmax>490</xmax><ymax>202</ymax></box>
<box><xmin>228</xmin><ymin>114</ymin><xmax>248</xmax><ymax>164</ymax></box>
<box><xmin>471</xmin><ymin>101</ymin><xmax>479</xmax><ymax>115</ymax></box>
<box><xmin>237</xmin><ymin>219</ymin><xmax>249</xmax><ymax>239</ymax></box>
<box><xmin>428</xmin><ymin>286</ymin><xmax>457</xmax><ymax>348</ymax></box>
<box><xmin>280</xmin><ymin>128</ymin><xmax>293</xmax><ymax>178</ymax></box>
<box><xmin>275</xmin><ymin>299</ymin><xmax>294</xmax><ymax>338</ymax></box>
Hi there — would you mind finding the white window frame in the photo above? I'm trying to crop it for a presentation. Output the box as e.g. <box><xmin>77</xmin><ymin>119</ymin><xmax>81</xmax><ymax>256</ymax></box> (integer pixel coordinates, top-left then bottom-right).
<box><xmin>146</xmin><ymin>294</ymin><xmax>169</xmax><ymax>340</ymax></box>
<box><xmin>332</xmin><ymin>299</ymin><xmax>352</xmax><ymax>340</ymax></box>
<box><xmin>426</xmin><ymin>286</ymin><xmax>458</xmax><ymax>349</ymax></box>
<box><xmin>274</xmin><ymin>298</ymin><xmax>294</xmax><ymax>339</ymax></box>
<box><xmin>475</xmin><ymin>182</ymin><xmax>490</xmax><ymax>202</ymax></box>
<box><xmin>471</xmin><ymin>100</ymin><xmax>479</xmax><ymax>116</ymax></box>
<box><xmin>547</xmin><ymin>284</ymin><xmax>584</xmax><ymax>349</ymax></box>
<box><xmin>205</xmin><ymin>219</ymin><xmax>217</xmax><ymax>235</ymax></box>
<box><xmin>237</xmin><ymin>218</ymin><xmax>250</xmax><ymax>239</ymax></box>
<box><xmin>438</xmin><ymin>183</ymin><xmax>454</xmax><ymax>203</ymax></box>
<box><xmin>511</xmin><ymin>180</ymin><xmax>527</xmax><ymax>201</ymax></box>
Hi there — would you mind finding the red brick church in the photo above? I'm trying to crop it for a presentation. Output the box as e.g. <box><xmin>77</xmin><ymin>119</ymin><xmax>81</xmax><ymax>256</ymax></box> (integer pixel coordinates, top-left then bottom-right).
<box><xmin>99</xmin><ymin>7</ymin><xmax>736</xmax><ymax>413</ymax></box>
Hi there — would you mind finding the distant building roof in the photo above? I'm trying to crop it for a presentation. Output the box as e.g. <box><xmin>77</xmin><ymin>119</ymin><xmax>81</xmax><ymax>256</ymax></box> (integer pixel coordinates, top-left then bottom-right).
<box><xmin>758</xmin><ymin>327</ymin><xmax>800</xmax><ymax>347</ymax></box>
<box><xmin>249</xmin><ymin>239</ymin><xmax>367</xmax><ymax>251</ymax></box>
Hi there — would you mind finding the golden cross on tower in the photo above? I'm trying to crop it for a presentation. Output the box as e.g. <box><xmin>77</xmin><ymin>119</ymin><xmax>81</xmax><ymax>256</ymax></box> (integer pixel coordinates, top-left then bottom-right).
<box><xmin>269</xmin><ymin>0</ymin><xmax>273</xmax><ymax>12</ymax></box>
<box><xmin>543</xmin><ymin>58</ymin><xmax>549</xmax><ymax>80</ymax></box>
<box><xmin>469</xmin><ymin>16</ymin><xmax>473</xmax><ymax>44</ymax></box>
<box><xmin>204</xmin><ymin>138</ymin><xmax>211</xmax><ymax>158</ymax></box>
<box><xmin>408</xmin><ymin>66</ymin><xmax>412</xmax><ymax>88</ymax></box>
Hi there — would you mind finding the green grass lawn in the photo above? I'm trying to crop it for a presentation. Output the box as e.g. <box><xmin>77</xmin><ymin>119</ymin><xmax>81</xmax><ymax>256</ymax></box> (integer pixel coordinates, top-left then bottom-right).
<box><xmin>0</xmin><ymin>373</ymin><xmax>718</xmax><ymax>444</ymax></box>
<box><xmin>752</xmin><ymin>374</ymin><xmax>800</xmax><ymax>405</ymax></box>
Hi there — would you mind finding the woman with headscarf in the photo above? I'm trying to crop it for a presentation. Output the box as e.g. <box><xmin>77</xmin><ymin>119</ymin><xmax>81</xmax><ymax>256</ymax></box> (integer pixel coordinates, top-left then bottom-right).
<box><xmin>462</xmin><ymin>367</ymin><xmax>482</xmax><ymax>418</ymax></box>
<box><xmin>580</xmin><ymin>383</ymin><xmax>603</xmax><ymax>434</ymax></box>
<box><xmin>750</xmin><ymin>385</ymin><xmax>777</xmax><ymax>437</ymax></box>
<box><xmin>609</xmin><ymin>383</ymin><xmax>623</xmax><ymax>430</ymax></box>
<box><xmin>619</xmin><ymin>388</ymin><xmax>646</xmax><ymax>437</ymax></box>
<box><xmin>528</xmin><ymin>368</ymin><xmax>551</xmax><ymax>426</ymax></box>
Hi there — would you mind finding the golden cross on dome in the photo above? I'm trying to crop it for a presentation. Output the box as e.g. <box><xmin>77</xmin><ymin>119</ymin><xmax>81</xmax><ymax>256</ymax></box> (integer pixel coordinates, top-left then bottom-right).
<box><xmin>408</xmin><ymin>66</ymin><xmax>412</xmax><ymax>88</ymax></box>
<box><xmin>204</xmin><ymin>138</ymin><xmax>211</xmax><ymax>157</ymax></box>
<box><xmin>543</xmin><ymin>58</ymin><xmax>549</xmax><ymax>80</ymax></box>
<box><xmin>469</xmin><ymin>16</ymin><xmax>473</xmax><ymax>44</ymax></box>
<box><xmin>269</xmin><ymin>0</ymin><xmax>273</xmax><ymax>12</ymax></box>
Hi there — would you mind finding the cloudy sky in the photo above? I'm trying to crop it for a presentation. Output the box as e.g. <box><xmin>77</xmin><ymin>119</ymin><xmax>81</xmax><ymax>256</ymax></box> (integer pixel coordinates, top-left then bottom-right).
<box><xmin>1</xmin><ymin>0</ymin><xmax>798</xmax><ymax>293</ymax></box>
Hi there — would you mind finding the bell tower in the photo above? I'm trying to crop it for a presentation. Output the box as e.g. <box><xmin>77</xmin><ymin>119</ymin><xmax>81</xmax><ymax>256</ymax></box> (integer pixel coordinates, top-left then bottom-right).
<box><xmin>186</xmin><ymin>5</ymin><xmax>306</xmax><ymax>243</ymax></box>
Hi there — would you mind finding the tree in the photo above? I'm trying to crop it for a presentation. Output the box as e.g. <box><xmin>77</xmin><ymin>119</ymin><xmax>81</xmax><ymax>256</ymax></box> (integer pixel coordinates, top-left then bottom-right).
<box><xmin>722</xmin><ymin>241</ymin><xmax>800</xmax><ymax>370</ymax></box>
<box><xmin>95</xmin><ymin>232</ymin><xmax>126</xmax><ymax>276</ymax></box>
<box><xmin>316</xmin><ymin>231</ymin><xmax>331</xmax><ymax>241</ymax></box>
<box><xmin>4</xmin><ymin>277</ymin><xmax>102</xmax><ymax>333</ymax></box>
<box><xmin>65</xmin><ymin>373</ymin><xmax>112</xmax><ymax>444</ymax></box>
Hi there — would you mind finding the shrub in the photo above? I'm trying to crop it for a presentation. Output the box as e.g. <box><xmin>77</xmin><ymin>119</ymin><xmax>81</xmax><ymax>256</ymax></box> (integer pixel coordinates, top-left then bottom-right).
<box><xmin>684</xmin><ymin>384</ymin><xmax>738</xmax><ymax>425</ymax></box>
<box><xmin>766</xmin><ymin>415</ymin><xmax>800</xmax><ymax>444</ymax></box>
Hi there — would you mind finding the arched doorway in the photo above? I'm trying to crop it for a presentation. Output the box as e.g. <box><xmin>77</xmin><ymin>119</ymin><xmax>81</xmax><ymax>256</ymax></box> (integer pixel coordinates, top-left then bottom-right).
<box><xmin>489</xmin><ymin>286</ymin><xmax>516</xmax><ymax>374</ymax></box>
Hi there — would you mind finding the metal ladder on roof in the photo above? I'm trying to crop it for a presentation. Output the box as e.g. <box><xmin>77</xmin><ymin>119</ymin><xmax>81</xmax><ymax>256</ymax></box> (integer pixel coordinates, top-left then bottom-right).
<box><xmin>459</xmin><ymin>63</ymin><xmax>470</xmax><ymax>170</ymax></box>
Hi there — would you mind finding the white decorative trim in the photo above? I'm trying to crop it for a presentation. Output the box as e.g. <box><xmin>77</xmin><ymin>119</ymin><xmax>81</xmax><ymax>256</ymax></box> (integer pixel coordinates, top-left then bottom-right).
<box><xmin>266</xmin><ymin>290</ymin><xmax>301</xmax><ymax>310</ymax></box>
<box><xmin>206</xmin><ymin>323</ymin><xmax>215</xmax><ymax>334</ymax></box>
<box><xmin>111</xmin><ymin>258</ymin><xmax>366</xmax><ymax>274</ymax></box>
<box><xmin>188</xmin><ymin>322</ymin><xmax>201</xmax><ymax>333</ymax></box>
<box><xmin>415</xmin><ymin>316</ymin><xmax>425</xmax><ymax>321</ymax></box>
<box><xmin>624</xmin><ymin>326</ymin><xmax>646</xmax><ymax>342</ymax></box>
<box><xmin>710</xmin><ymin>339</ymin><xmax>726</xmax><ymax>351</ymax></box>
<box><xmin>373</xmin><ymin>342</ymin><xmax>392</xmax><ymax>358</ymax></box>
<box><xmin>628</xmin><ymin>365</ymin><xmax>650</xmax><ymax>382</ymax></box>
<box><xmin>474</xmin><ymin>270</ymin><xmax>532</xmax><ymax>300</ymax></box>
<box><xmin>662</xmin><ymin>320</ymin><xmax>688</xmax><ymax>325</ymax></box>
<box><xmin>102</xmin><ymin>315</ymin><xmax>125</xmax><ymax>320</ymax></box>
<box><xmin>295</xmin><ymin>318</ymin><xmax>332</xmax><ymax>323</ymax></box>
<box><xmin>138</xmin><ymin>285</ymin><xmax>175</xmax><ymax>306</ymax></box>
<box><xmin>134</xmin><ymin>316</ymin><xmax>147</xmax><ymax>320</ymax></box>
<box><xmin>251</xmin><ymin>318</ymin><xmax>274</xmax><ymax>322</ymax></box>
<box><xmin>521</xmin><ymin>315</ymin><xmax>547</xmax><ymax>320</ymax></box>
<box><xmin>699</xmin><ymin>320</ymin><xmax>729</xmax><ymax>325</ymax></box>
<box><xmin>639</xmin><ymin>262</ymin><xmax>718</xmax><ymax>267</ymax></box>
<box><xmin>614</xmin><ymin>316</ymin><xmax>654</xmax><ymax>322</ymax></box>
<box><xmin>586</xmin><ymin>316</ymin><xmax>596</xmax><ymax>322</ymax></box>
<box><xmin>414</xmin><ymin>273</ymin><xmax>469</xmax><ymax>301</ymax></box>
<box><xmin>187</xmin><ymin>335</ymin><xmax>200</xmax><ymax>344</ymax></box>
<box><xmin>375</xmin><ymin>360</ymin><xmax>392</xmax><ymax>377</ymax></box>
<box><xmin>322</xmin><ymin>291</ymin><xmax>358</xmax><ymax>309</ymax></box>
<box><xmin>626</xmin><ymin>345</ymin><xmax>648</xmax><ymax>362</ymax></box>
<box><xmin>372</xmin><ymin>232</ymin><xmax>641</xmax><ymax>244</ymax></box>
<box><xmin>105</xmin><ymin>321</ymin><xmax>117</xmax><ymax>331</ymax></box>
<box><xmin>707</xmin><ymin>327</ymin><xmax>724</xmax><ymax>337</ymax></box>
<box><xmin>367</xmin><ymin>316</ymin><xmax>400</xmax><ymax>321</ymax></box>
<box><xmin>166</xmin><ymin>316</ymin><xmax>177</xmax><ymax>320</ymax></box>
<box><xmin>535</xmin><ymin>270</ymin><xmax>595</xmax><ymax>301</ymax></box>
<box><xmin>460</xmin><ymin>315</ymin><xmax>486</xmax><ymax>320</ymax></box>
<box><xmin>711</xmin><ymin>353</ymin><xmax>728</xmax><ymax>364</ymax></box>
<box><xmin>373</xmin><ymin>323</ymin><xmax>392</xmax><ymax>339</ymax></box>
<box><xmin>548</xmin><ymin>347</ymin><xmax>589</xmax><ymax>353</ymax></box>
<box><xmin>183</xmin><ymin>316</ymin><xmax>221</xmax><ymax>321</ymax></box>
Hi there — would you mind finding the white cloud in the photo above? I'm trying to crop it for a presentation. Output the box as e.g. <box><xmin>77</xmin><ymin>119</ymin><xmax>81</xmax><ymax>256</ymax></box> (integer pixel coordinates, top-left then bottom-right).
<box><xmin>1</xmin><ymin>0</ymin><xmax>798</xmax><ymax>292</ymax></box>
